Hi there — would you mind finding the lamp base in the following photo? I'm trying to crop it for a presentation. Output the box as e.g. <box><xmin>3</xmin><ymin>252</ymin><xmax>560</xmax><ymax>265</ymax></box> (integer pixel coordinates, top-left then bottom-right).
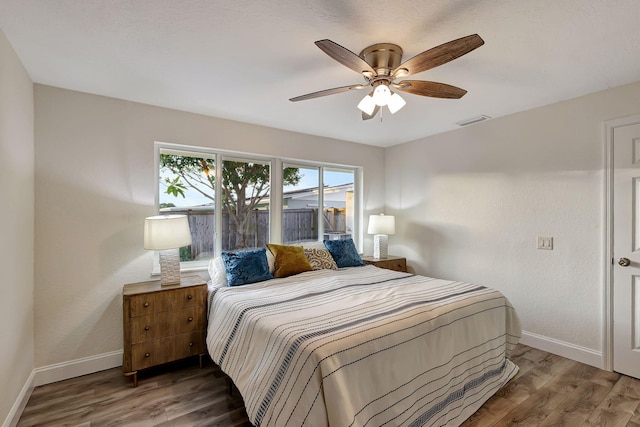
<box><xmin>159</xmin><ymin>248</ymin><xmax>182</xmax><ymax>286</ymax></box>
<box><xmin>373</xmin><ymin>234</ymin><xmax>388</xmax><ymax>259</ymax></box>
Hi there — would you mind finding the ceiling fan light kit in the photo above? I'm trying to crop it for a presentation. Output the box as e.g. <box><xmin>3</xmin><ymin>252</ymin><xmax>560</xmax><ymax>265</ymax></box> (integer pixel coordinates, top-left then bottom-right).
<box><xmin>290</xmin><ymin>34</ymin><xmax>485</xmax><ymax>121</ymax></box>
<box><xmin>357</xmin><ymin>80</ymin><xmax>406</xmax><ymax>115</ymax></box>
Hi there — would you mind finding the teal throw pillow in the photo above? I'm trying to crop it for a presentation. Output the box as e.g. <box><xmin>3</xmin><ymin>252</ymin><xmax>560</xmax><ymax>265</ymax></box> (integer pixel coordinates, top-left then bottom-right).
<box><xmin>221</xmin><ymin>248</ymin><xmax>273</xmax><ymax>286</ymax></box>
<box><xmin>323</xmin><ymin>238</ymin><xmax>364</xmax><ymax>268</ymax></box>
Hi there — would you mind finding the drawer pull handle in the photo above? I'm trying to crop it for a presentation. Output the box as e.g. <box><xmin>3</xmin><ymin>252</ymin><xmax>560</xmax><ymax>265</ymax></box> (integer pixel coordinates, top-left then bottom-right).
<box><xmin>143</xmin><ymin>302</ymin><xmax>150</xmax><ymax>308</ymax></box>
<box><xmin>187</xmin><ymin>295</ymin><xmax>193</xmax><ymax>300</ymax></box>
<box><xmin>188</xmin><ymin>317</ymin><xmax>193</xmax><ymax>322</ymax></box>
<box><xmin>144</xmin><ymin>326</ymin><xmax>150</xmax><ymax>331</ymax></box>
<box><xmin>189</xmin><ymin>342</ymin><xmax>194</xmax><ymax>347</ymax></box>
<box><xmin>145</xmin><ymin>353</ymin><xmax>150</xmax><ymax>358</ymax></box>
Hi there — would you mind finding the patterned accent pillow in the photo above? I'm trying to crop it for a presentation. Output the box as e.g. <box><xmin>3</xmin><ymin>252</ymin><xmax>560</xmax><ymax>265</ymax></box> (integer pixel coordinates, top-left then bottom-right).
<box><xmin>304</xmin><ymin>248</ymin><xmax>338</xmax><ymax>270</ymax></box>
<box><xmin>266</xmin><ymin>244</ymin><xmax>313</xmax><ymax>278</ymax></box>
<box><xmin>323</xmin><ymin>238</ymin><xmax>365</xmax><ymax>268</ymax></box>
<box><xmin>221</xmin><ymin>248</ymin><xmax>273</xmax><ymax>287</ymax></box>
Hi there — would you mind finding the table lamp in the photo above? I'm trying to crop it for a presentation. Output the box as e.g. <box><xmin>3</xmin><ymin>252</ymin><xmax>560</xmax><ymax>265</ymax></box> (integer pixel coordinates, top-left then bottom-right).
<box><xmin>367</xmin><ymin>214</ymin><xmax>395</xmax><ymax>259</ymax></box>
<box><xmin>144</xmin><ymin>214</ymin><xmax>192</xmax><ymax>286</ymax></box>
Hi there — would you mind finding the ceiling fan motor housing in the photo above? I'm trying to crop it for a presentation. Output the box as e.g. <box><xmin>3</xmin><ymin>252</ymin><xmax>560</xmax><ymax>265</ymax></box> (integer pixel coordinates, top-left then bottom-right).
<box><xmin>359</xmin><ymin>43</ymin><xmax>403</xmax><ymax>77</ymax></box>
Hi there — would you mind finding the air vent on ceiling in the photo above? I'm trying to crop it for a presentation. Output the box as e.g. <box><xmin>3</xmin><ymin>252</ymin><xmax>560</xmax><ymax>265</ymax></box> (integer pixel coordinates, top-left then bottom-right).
<box><xmin>456</xmin><ymin>115</ymin><xmax>491</xmax><ymax>127</ymax></box>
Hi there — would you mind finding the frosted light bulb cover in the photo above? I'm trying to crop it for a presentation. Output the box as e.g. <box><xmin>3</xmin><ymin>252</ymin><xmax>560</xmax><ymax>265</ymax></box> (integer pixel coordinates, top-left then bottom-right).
<box><xmin>373</xmin><ymin>85</ymin><xmax>391</xmax><ymax>106</ymax></box>
<box><xmin>357</xmin><ymin>94</ymin><xmax>376</xmax><ymax>115</ymax></box>
<box><xmin>387</xmin><ymin>92</ymin><xmax>406</xmax><ymax>114</ymax></box>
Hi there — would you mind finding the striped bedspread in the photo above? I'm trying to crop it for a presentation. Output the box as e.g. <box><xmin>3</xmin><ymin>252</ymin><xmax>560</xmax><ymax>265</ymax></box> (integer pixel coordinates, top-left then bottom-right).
<box><xmin>206</xmin><ymin>265</ymin><xmax>521</xmax><ymax>427</ymax></box>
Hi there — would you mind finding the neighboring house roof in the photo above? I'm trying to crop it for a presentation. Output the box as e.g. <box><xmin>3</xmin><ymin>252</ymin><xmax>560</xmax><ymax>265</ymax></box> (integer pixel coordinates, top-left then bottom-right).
<box><xmin>160</xmin><ymin>183</ymin><xmax>354</xmax><ymax>212</ymax></box>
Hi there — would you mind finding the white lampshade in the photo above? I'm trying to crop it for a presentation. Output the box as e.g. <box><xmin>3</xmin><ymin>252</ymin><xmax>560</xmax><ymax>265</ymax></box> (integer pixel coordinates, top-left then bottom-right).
<box><xmin>144</xmin><ymin>215</ymin><xmax>192</xmax><ymax>250</ymax></box>
<box><xmin>387</xmin><ymin>92</ymin><xmax>406</xmax><ymax>114</ymax></box>
<box><xmin>372</xmin><ymin>84</ymin><xmax>391</xmax><ymax>106</ymax></box>
<box><xmin>357</xmin><ymin>93</ymin><xmax>376</xmax><ymax>115</ymax></box>
<box><xmin>367</xmin><ymin>214</ymin><xmax>396</xmax><ymax>235</ymax></box>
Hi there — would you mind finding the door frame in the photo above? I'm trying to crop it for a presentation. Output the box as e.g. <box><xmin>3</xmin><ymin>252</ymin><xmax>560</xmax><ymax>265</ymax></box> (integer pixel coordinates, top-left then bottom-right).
<box><xmin>603</xmin><ymin>113</ymin><xmax>640</xmax><ymax>371</ymax></box>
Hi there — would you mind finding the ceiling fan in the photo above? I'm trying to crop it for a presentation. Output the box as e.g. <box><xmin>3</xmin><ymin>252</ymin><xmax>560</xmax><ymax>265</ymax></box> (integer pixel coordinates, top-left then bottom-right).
<box><xmin>289</xmin><ymin>34</ymin><xmax>484</xmax><ymax>120</ymax></box>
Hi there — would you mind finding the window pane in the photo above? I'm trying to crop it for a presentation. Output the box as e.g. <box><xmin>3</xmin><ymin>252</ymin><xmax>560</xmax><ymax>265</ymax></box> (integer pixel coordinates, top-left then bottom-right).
<box><xmin>323</xmin><ymin>168</ymin><xmax>355</xmax><ymax>241</ymax></box>
<box><xmin>282</xmin><ymin>165</ymin><xmax>319</xmax><ymax>244</ymax></box>
<box><xmin>159</xmin><ymin>149</ymin><xmax>215</xmax><ymax>263</ymax></box>
<box><xmin>221</xmin><ymin>158</ymin><xmax>270</xmax><ymax>251</ymax></box>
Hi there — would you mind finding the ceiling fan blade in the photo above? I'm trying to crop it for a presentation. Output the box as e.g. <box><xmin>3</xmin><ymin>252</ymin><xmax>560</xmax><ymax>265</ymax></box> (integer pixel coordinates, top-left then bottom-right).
<box><xmin>362</xmin><ymin>105</ymin><xmax>380</xmax><ymax>120</ymax></box>
<box><xmin>394</xmin><ymin>80</ymin><xmax>468</xmax><ymax>99</ymax></box>
<box><xmin>315</xmin><ymin>39</ymin><xmax>376</xmax><ymax>76</ymax></box>
<box><xmin>392</xmin><ymin>34</ymin><xmax>484</xmax><ymax>77</ymax></box>
<box><xmin>289</xmin><ymin>84</ymin><xmax>367</xmax><ymax>102</ymax></box>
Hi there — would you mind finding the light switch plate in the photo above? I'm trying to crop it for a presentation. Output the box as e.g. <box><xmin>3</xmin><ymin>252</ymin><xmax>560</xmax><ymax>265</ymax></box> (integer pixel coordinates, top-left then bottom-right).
<box><xmin>537</xmin><ymin>236</ymin><xmax>553</xmax><ymax>250</ymax></box>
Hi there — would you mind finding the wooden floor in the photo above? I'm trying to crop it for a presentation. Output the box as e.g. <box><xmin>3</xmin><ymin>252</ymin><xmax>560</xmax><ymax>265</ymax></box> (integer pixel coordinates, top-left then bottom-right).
<box><xmin>17</xmin><ymin>344</ymin><xmax>640</xmax><ymax>426</ymax></box>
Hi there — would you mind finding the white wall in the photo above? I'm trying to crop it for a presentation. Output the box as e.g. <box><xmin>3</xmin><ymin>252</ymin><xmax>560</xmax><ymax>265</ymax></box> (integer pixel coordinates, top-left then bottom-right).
<box><xmin>386</xmin><ymin>81</ymin><xmax>640</xmax><ymax>364</ymax></box>
<box><xmin>33</xmin><ymin>85</ymin><xmax>385</xmax><ymax>369</ymax></box>
<box><xmin>0</xmin><ymin>29</ymin><xmax>34</xmax><ymax>424</ymax></box>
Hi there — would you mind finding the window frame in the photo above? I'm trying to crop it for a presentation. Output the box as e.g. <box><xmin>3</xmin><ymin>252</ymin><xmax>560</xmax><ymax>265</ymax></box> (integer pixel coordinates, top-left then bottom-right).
<box><xmin>154</xmin><ymin>141</ymin><xmax>362</xmax><ymax>273</ymax></box>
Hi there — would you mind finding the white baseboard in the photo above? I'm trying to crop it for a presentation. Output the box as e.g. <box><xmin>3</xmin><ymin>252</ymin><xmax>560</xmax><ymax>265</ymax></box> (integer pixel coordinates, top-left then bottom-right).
<box><xmin>3</xmin><ymin>350</ymin><xmax>123</xmax><ymax>427</ymax></box>
<box><xmin>2</xmin><ymin>370</ymin><xmax>35</xmax><ymax>427</ymax></box>
<box><xmin>33</xmin><ymin>349</ymin><xmax>123</xmax><ymax>387</ymax></box>
<box><xmin>520</xmin><ymin>330</ymin><xmax>604</xmax><ymax>369</ymax></box>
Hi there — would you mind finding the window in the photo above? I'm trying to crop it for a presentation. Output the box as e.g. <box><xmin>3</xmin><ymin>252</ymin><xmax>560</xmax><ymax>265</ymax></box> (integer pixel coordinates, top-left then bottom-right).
<box><xmin>282</xmin><ymin>164</ymin><xmax>320</xmax><ymax>244</ymax></box>
<box><xmin>156</xmin><ymin>143</ymin><xmax>360</xmax><ymax>270</ymax></box>
<box><xmin>159</xmin><ymin>148</ymin><xmax>216</xmax><ymax>265</ymax></box>
<box><xmin>323</xmin><ymin>168</ymin><xmax>355</xmax><ymax>242</ymax></box>
<box><xmin>221</xmin><ymin>158</ymin><xmax>270</xmax><ymax>251</ymax></box>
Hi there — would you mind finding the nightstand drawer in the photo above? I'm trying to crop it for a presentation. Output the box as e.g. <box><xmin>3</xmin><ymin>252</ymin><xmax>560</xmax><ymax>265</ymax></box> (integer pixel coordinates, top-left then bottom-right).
<box><xmin>130</xmin><ymin>330</ymin><xmax>205</xmax><ymax>370</ymax></box>
<box><xmin>387</xmin><ymin>259</ymin><xmax>407</xmax><ymax>272</ymax></box>
<box><xmin>130</xmin><ymin>305</ymin><xmax>205</xmax><ymax>344</ymax></box>
<box><xmin>128</xmin><ymin>286</ymin><xmax>205</xmax><ymax>317</ymax></box>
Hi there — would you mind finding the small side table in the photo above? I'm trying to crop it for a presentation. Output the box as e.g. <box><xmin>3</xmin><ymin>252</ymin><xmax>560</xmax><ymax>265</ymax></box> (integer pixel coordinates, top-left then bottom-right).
<box><xmin>122</xmin><ymin>275</ymin><xmax>207</xmax><ymax>387</ymax></box>
<box><xmin>361</xmin><ymin>255</ymin><xmax>407</xmax><ymax>272</ymax></box>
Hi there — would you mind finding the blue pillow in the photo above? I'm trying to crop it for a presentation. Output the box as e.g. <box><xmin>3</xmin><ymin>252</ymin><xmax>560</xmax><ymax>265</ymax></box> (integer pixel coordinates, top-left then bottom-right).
<box><xmin>221</xmin><ymin>248</ymin><xmax>273</xmax><ymax>287</ymax></box>
<box><xmin>323</xmin><ymin>238</ymin><xmax>364</xmax><ymax>268</ymax></box>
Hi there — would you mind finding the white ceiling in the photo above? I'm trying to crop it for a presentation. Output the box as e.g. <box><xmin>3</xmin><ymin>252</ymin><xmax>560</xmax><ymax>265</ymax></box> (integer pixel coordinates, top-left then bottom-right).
<box><xmin>1</xmin><ymin>0</ymin><xmax>639</xmax><ymax>147</ymax></box>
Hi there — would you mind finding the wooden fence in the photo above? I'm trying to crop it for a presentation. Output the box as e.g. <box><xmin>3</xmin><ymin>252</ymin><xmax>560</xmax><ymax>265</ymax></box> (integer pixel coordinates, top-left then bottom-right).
<box><xmin>168</xmin><ymin>208</ymin><xmax>348</xmax><ymax>260</ymax></box>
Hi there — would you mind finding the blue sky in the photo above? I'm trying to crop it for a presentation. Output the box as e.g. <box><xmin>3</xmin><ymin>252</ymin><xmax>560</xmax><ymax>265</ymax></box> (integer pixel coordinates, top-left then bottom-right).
<box><xmin>159</xmin><ymin>166</ymin><xmax>353</xmax><ymax>208</ymax></box>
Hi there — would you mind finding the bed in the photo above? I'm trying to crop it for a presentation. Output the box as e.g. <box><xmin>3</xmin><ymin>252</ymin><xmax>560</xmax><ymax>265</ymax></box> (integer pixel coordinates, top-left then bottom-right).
<box><xmin>206</xmin><ymin>261</ymin><xmax>521</xmax><ymax>427</ymax></box>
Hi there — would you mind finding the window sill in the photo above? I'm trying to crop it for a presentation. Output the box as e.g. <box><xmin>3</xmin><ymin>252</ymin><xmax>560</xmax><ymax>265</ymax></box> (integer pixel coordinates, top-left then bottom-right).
<box><xmin>150</xmin><ymin>263</ymin><xmax>209</xmax><ymax>277</ymax></box>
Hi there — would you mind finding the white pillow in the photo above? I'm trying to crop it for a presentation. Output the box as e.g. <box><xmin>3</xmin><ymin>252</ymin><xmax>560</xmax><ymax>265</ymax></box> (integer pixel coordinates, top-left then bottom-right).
<box><xmin>266</xmin><ymin>248</ymin><xmax>275</xmax><ymax>273</ymax></box>
<box><xmin>208</xmin><ymin>257</ymin><xmax>228</xmax><ymax>288</ymax></box>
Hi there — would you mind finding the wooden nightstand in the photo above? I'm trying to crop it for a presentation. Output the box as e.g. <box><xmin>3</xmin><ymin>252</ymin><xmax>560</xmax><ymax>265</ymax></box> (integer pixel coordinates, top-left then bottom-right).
<box><xmin>362</xmin><ymin>255</ymin><xmax>407</xmax><ymax>272</ymax></box>
<box><xmin>122</xmin><ymin>275</ymin><xmax>207</xmax><ymax>387</ymax></box>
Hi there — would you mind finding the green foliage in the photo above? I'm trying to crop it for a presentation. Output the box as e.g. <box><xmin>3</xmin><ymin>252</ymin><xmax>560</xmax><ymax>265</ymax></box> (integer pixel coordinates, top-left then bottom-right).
<box><xmin>159</xmin><ymin>153</ymin><xmax>302</xmax><ymax>249</ymax></box>
<box><xmin>164</xmin><ymin>177</ymin><xmax>187</xmax><ymax>198</ymax></box>
<box><xmin>179</xmin><ymin>245</ymin><xmax>192</xmax><ymax>262</ymax></box>
<box><xmin>160</xmin><ymin>154</ymin><xmax>215</xmax><ymax>203</ymax></box>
